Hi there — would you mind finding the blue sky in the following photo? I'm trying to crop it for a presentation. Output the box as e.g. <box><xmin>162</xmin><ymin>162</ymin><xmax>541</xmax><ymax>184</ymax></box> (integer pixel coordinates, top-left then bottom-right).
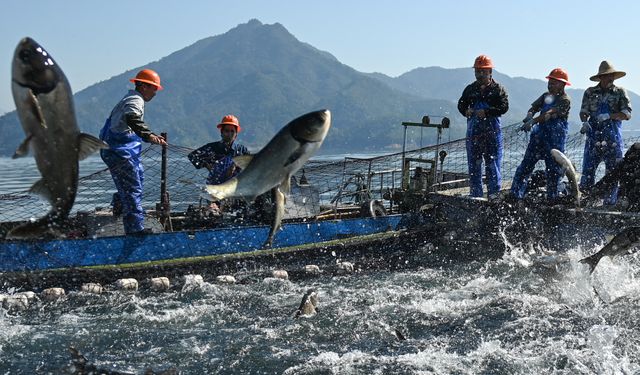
<box><xmin>2</xmin><ymin>0</ymin><xmax>639</xmax><ymax>114</ymax></box>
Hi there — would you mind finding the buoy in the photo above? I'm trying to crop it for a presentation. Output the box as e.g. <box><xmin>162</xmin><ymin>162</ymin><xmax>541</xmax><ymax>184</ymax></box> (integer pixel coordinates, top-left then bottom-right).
<box><xmin>304</xmin><ymin>265</ymin><xmax>321</xmax><ymax>274</ymax></box>
<box><xmin>3</xmin><ymin>295</ymin><xmax>29</xmax><ymax>311</ymax></box>
<box><xmin>272</xmin><ymin>270</ymin><xmax>289</xmax><ymax>280</ymax></box>
<box><xmin>81</xmin><ymin>283</ymin><xmax>104</xmax><ymax>294</ymax></box>
<box><xmin>182</xmin><ymin>274</ymin><xmax>204</xmax><ymax>285</ymax></box>
<box><xmin>114</xmin><ymin>278</ymin><xmax>138</xmax><ymax>292</ymax></box>
<box><xmin>337</xmin><ymin>261</ymin><xmax>354</xmax><ymax>274</ymax></box>
<box><xmin>149</xmin><ymin>277</ymin><xmax>170</xmax><ymax>291</ymax></box>
<box><xmin>16</xmin><ymin>291</ymin><xmax>37</xmax><ymax>303</ymax></box>
<box><xmin>216</xmin><ymin>275</ymin><xmax>236</xmax><ymax>284</ymax></box>
<box><xmin>41</xmin><ymin>288</ymin><xmax>65</xmax><ymax>301</ymax></box>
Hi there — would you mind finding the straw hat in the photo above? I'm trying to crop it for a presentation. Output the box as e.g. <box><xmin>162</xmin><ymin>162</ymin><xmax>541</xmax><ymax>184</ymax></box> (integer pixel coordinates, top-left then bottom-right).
<box><xmin>590</xmin><ymin>61</ymin><xmax>626</xmax><ymax>82</ymax></box>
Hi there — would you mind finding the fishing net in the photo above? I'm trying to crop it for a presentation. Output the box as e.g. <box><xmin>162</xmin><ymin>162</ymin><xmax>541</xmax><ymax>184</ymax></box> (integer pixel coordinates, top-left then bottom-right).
<box><xmin>1</xmin><ymin>121</ymin><xmax>639</xmax><ymax>236</ymax></box>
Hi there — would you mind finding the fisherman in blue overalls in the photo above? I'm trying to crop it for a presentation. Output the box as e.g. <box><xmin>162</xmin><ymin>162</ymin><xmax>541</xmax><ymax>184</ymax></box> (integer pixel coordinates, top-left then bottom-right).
<box><xmin>579</xmin><ymin>61</ymin><xmax>632</xmax><ymax>205</ymax></box>
<box><xmin>188</xmin><ymin>114</ymin><xmax>249</xmax><ymax>185</ymax></box>
<box><xmin>458</xmin><ymin>55</ymin><xmax>509</xmax><ymax>198</ymax></box>
<box><xmin>510</xmin><ymin>68</ymin><xmax>571</xmax><ymax>202</ymax></box>
<box><xmin>99</xmin><ymin>69</ymin><xmax>167</xmax><ymax>235</ymax></box>
<box><xmin>188</xmin><ymin>115</ymin><xmax>250</xmax><ymax>214</ymax></box>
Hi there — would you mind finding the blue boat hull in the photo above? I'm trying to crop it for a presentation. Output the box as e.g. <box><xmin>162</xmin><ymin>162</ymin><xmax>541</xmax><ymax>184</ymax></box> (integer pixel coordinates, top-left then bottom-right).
<box><xmin>0</xmin><ymin>215</ymin><xmax>404</xmax><ymax>273</ymax></box>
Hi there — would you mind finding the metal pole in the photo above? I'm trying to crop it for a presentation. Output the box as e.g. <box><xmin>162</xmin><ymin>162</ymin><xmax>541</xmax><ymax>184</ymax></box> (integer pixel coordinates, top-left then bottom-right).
<box><xmin>401</xmin><ymin>124</ymin><xmax>407</xmax><ymax>171</ymax></box>
<box><xmin>160</xmin><ymin>132</ymin><xmax>168</xmax><ymax>204</ymax></box>
<box><xmin>401</xmin><ymin>125</ymin><xmax>408</xmax><ymax>191</ymax></box>
<box><xmin>159</xmin><ymin>132</ymin><xmax>172</xmax><ymax>231</ymax></box>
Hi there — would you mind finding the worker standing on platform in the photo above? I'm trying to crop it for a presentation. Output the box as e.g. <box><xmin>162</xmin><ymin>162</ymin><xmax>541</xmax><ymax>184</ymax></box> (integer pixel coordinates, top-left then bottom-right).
<box><xmin>579</xmin><ymin>61</ymin><xmax>632</xmax><ymax>205</ymax></box>
<box><xmin>510</xmin><ymin>68</ymin><xmax>571</xmax><ymax>203</ymax></box>
<box><xmin>99</xmin><ymin>69</ymin><xmax>167</xmax><ymax>235</ymax></box>
<box><xmin>458</xmin><ymin>55</ymin><xmax>509</xmax><ymax>198</ymax></box>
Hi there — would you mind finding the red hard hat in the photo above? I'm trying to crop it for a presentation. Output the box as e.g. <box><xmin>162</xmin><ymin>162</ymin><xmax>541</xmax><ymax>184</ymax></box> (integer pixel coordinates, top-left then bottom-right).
<box><xmin>546</xmin><ymin>68</ymin><xmax>571</xmax><ymax>86</ymax></box>
<box><xmin>473</xmin><ymin>55</ymin><xmax>494</xmax><ymax>69</ymax></box>
<box><xmin>216</xmin><ymin>114</ymin><xmax>241</xmax><ymax>133</ymax></box>
<box><xmin>130</xmin><ymin>69</ymin><xmax>163</xmax><ymax>90</ymax></box>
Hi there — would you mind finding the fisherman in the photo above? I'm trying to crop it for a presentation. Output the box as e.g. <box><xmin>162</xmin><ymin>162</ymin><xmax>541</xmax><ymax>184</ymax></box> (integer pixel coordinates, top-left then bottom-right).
<box><xmin>579</xmin><ymin>61</ymin><xmax>632</xmax><ymax>205</ymax></box>
<box><xmin>188</xmin><ymin>114</ymin><xmax>249</xmax><ymax>184</ymax></box>
<box><xmin>458</xmin><ymin>55</ymin><xmax>509</xmax><ymax>198</ymax></box>
<box><xmin>99</xmin><ymin>69</ymin><xmax>167</xmax><ymax>235</ymax></box>
<box><xmin>188</xmin><ymin>115</ymin><xmax>249</xmax><ymax>213</ymax></box>
<box><xmin>509</xmin><ymin>68</ymin><xmax>571</xmax><ymax>203</ymax></box>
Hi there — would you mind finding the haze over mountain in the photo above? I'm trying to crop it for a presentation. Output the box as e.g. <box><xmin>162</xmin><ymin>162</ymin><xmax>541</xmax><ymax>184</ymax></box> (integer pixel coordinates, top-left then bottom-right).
<box><xmin>1</xmin><ymin>20</ymin><xmax>637</xmax><ymax>157</ymax></box>
<box><xmin>370</xmin><ymin>66</ymin><xmax>640</xmax><ymax>132</ymax></box>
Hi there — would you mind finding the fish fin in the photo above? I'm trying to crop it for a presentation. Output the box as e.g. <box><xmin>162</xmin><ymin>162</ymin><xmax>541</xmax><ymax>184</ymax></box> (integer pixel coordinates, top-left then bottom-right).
<box><xmin>233</xmin><ymin>155</ymin><xmax>253</xmax><ymax>169</ymax></box>
<box><xmin>281</xmin><ymin>175</ymin><xmax>291</xmax><ymax>195</ymax></box>
<box><xmin>77</xmin><ymin>133</ymin><xmax>108</xmax><ymax>160</ymax></box>
<box><xmin>29</xmin><ymin>179</ymin><xmax>53</xmax><ymax>203</ymax></box>
<box><xmin>28</xmin><ymin>89</ymin><xmax>47</xmax><ymax>129</ymax></box>
<box><xmin>263</xmin><ymin>187</ymin><xmax>285</xmax><ymax>249</ymax></box>
<box><xmin>12</xmin><ymin>134</ymin><xmax>33</xmax><ymax>158</ymax></box>
<box><xmin>284</xmin><ymin>146</ymin><xmax>308</xmax><ymax>167</ymax></box>
<box><xmin>205</xmin><ymin>178</ymin><xmax>239</xmax><ymax>200</ymax></box>
<box><xmin>579</xmin><ymin>254</ymin><xmax>599</xmax><ymax>274</ymax></box>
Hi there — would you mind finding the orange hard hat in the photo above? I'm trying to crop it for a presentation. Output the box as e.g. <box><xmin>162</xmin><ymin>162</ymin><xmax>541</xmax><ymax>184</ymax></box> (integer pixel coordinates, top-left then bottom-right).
<box><xmin>546</xmin><ymin>68</ymin><xmax>571</xmax><ymax>86</ymax></box>
<box><xmin>216</xmin><ymin>114</ymin><xmax>241</xmax><ymax>133</ymax></box>
<box><xmin>473</xmin><ymin>55</ymin><xmax>494</xmax><ymax>69</ymax></box>
<box><xmin>130</xmin><ymin>69</ymin><xmax>163</xmax><ymax>90</ymax></box>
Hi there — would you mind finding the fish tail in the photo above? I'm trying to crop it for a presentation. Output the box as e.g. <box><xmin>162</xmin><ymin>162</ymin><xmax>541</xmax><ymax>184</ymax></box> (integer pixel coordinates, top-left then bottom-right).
<box><xmin>579</xmin><ymin>254</ymin><xmax>599</xmax><ymax>274</ymax></box>
<box><xmin>205</xmin><ymin>178</ymin><xmax>238</xmax><ymax>200</ymax></box>
<box><xmin>5</xmin><ymin>218</ymin><xmax>63</xmax><ymax>240</ymax></box>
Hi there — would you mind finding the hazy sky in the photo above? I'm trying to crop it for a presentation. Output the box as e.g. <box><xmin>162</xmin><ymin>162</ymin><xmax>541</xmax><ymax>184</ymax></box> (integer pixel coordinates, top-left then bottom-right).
<box><xmin>2</xmin><ymin>0</ymin><xmax>639</xmax><ymax>114</ymax></box>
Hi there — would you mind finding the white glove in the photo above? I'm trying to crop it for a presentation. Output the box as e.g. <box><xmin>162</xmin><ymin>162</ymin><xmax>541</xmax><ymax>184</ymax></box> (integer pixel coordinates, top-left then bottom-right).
<box><xmin>580</xmin><ymin>121</ymin><xmax>591</xmax><ymax>134</ymax></box>
<box><xmin>520</xmin><ymin>119</ymin><xmax>534</xmax><ymax>132</ymax></box>
<box><xmin>596</xmin><ymin>113</ymin><xmax>610</xmax><ymax>122</ymax></box>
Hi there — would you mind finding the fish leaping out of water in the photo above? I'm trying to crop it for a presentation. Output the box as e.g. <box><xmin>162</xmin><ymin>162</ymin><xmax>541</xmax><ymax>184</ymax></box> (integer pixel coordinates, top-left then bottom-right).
<box><xmin>294</xmin><ymin>289</ymin><xmax>319</xmax><ymax>318</ymax></box>
<box><xmin>206</xmin><ymin>110</ymin><xmax>331</xmax><ymax>247</ymax></box>
<box><xmin>580</xmin><ymin>226</ymin><xmax>640</xmax><ymax>273</ymax></box>
<box><xmin>550</xmin><ymin>149</ymin><xmax>581</xmax><ymax>207</ymax></box>
<box><xmin>8</xmin><ymin>37</ymin><xmax>106</xmax><ymax>239</ymax></box>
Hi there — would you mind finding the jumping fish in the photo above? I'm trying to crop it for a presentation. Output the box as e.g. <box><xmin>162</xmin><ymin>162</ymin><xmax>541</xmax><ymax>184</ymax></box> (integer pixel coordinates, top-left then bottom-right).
<box><xmin>206</xmin><ymin>110</ymin><xmax>331</xmax><ymax>247</ymax></box>
<box><xmin>8</xmin><ymin>37</ymin><xmax>106</xmax><ymax>239</ymax></box>
<box><xmin>294</xmin><ymin>289</ymin><xmax>319</xmax><ymax>319</ymax></box>
<box><xmin>550</xmin><ymin>149</ymin><xmax>581</xmax><ymax>207</ymax></box>
<box><xmin>580</xmin><ymin>226</ymin><xmax>640</xmax><ymax>273</ymax></box>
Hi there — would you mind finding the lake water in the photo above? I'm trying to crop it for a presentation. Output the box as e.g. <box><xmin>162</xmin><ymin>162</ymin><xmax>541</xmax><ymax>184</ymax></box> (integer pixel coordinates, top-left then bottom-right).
<box><xmin>1</xmin><ymin>154</ymin><xmax>640</xmax><ymax>374</ymax></box>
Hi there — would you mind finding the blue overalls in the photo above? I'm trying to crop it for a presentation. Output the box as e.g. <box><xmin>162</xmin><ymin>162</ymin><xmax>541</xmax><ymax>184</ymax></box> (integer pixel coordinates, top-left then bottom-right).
<box><xmin>510</xmin><ymin>97</ymin><xmax>568</xmax><ymax>200</ymax></box>
<box><xmin>466</xmin><ymin>101</ymin><xmax>503</xmax><ymax>197</ymax></box>
<box><xmin>580</xmin><ymin>100</ymin><xmax>623</xmax><ymax>204</ymax></box>
<box><xmin>99</xmin><ymin>117</ymin><xmax>145</xmax><ymax>234</ymax></box>
<box><xmin>206</xmin><ymin>155</ymin><xmax>239</xmax><ymax>185</ymax></box>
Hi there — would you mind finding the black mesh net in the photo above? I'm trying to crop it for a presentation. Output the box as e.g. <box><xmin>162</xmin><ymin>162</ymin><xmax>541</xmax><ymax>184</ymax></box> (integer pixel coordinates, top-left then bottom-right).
<box><xmin>1</xmin><ymin>122</ymin><xmax>639</xmax><ymax>232</ymax></box>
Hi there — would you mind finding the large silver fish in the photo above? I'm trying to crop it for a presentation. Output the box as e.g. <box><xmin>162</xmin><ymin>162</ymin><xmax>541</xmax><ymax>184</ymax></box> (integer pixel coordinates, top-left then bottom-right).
<box><xmin>8</xmin><ymin>37</ymin><xmax>106</xmax><ymax>239</ymax></box>
<box><xmin>550</xmin><ymin>149</ymin><xmax>581</xmax><ymax>207</ymax></box>
<box><xmin>206</xmin><ymin>110</ymin><xmax>331</xmax><ymax>247</ymax></box>
<box><xmin>580</xmin><ymin>226</ymin><xmax>640</xmax><ymax>273</ymax></box>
